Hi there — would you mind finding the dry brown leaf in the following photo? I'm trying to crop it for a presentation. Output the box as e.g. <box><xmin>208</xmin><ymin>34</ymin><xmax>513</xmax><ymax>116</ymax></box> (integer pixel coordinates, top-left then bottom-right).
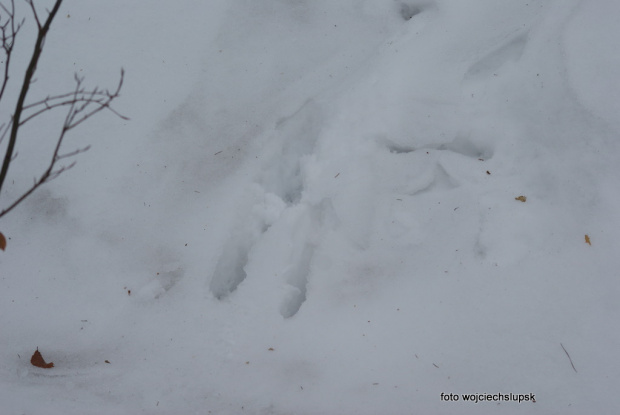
<box><xmin>585</xmin><ymin>235</ymin><xmax>591</xmax><ymax>245</ymax></box>
<box><xmin>0</xmin><ymin>232</ymin><xmax>6</xmax><ymax>251</ymax></box>
<box><xmin>515</xmin><ymin>196</ymin><xmax>527</xmax><ymax>202</ymax></box>
<box><xmin>31</xmin><ymin>348</ymin><xmax>54</xmax><ymax>369</ymax></box>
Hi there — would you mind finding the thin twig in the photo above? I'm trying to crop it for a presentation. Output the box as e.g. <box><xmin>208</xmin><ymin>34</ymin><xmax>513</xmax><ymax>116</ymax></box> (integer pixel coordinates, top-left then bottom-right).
<box><xmin>26</xmin><ymin>0</ymin><xmax>41</xmax><ymax>29</ymax></box>
<box><xmin>560</xmin><ymin>343</ymin><xmax>577</xmax><ymax>373</ymax></box>
<box><xmin>0</xmin><ymin>0</ymin><xmax>126</xmax><ymax>220</ymax></box>
<box><xmin>56</xmin><ymin>145</ymin><xmax>90</xmax><ymax>161</ymax></box>
<box><xmin>0</xmin><ymin>0</ymin><xmax>25</xmax><ymax>104</ymax></box>
<box><xmin>0</xmin><ymin>0</ymin><xmax>63</xmax><ymax>197</ymax></box>
<box><xmin>20</xmin><ymin>93</ymin><xmax>128</xmax><ymax>126</ymax></box>
<box><xmin>23</xmin><ymin>89</ymin><xmax>114</xmax><ymax>109</ymax></box>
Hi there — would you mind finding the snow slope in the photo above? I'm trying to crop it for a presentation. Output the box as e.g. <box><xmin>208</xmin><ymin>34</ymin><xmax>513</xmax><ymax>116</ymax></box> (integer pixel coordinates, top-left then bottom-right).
<box><xmin>1</xmin><ymin>0</ymin><xmax>620</xmax><ymax>413</ymax></box>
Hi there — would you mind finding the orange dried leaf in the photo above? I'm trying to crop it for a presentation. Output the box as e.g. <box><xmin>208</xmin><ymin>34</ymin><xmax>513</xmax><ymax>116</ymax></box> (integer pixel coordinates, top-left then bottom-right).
<box><xmin>31</xmin><ymin>348</ymin><xmax>54</xmax><ymax>369</ymax></box>
<box><xmin>0</xmin><ymin>232</ymin><xmax>6</xmax><ymax>251</ymax></box>
<box><xmin>585</xmin><ymin>235</ymin><xmax>591</xmax><ymax>245</ymax></box>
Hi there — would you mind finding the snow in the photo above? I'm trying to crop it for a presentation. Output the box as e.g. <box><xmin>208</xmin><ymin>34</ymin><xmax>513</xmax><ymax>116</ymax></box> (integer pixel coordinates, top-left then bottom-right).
<box><xmin>1</xmin><ymin>0</ymin><xmax>620</xmax><ymax>413</ymax></box>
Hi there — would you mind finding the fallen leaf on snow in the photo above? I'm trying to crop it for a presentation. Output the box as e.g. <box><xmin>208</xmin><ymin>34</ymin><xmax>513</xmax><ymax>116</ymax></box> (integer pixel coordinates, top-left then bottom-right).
<box><xmin>585</xmin><ymin>235</ymin><xmax>591</xmax><ymax>245</ymax></box>
<box><xmin>0</xmin><ymin>232</ymin><xmax>6</xmax><ymax>251</ymax></box>
<box><xmin>31</xmin><ymin>348</ymin><xmax>54</xmax><ymax>369</ymax></box>
<box><xmin>515</xmin><ymin>196</ymin><xmax>527</xmax><ymax>202</ymax></box>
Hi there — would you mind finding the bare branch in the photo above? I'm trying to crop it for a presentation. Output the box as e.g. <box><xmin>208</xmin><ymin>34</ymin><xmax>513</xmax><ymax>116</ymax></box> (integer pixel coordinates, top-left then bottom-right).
<box><xmin>23</xmin><ymin>89</ymin><xmax>114</xmax><ymax>110</ymax></box>
<box><xmin>0</xmin><ymin>1</ymin><xmax>126</xmax><ymax>221</ymax></box>
<box><xmin>56</xmin><ymin>144</ymin><xmax>90</xmax><ymax>161</ymax></box>
<box><xmin>20</xmin><ymin>79</ymin><xmax>129</xmax><ymax>126</ymax></box>
<box><xmin>25</xmin><ymin>0</ymin><xmax>41</xmax><ymax>29</ymax></box>
<box><xmin>0</xmin><ymin>0</ymin><xmax>63</xmax><ymax>197</ymax></box>
<box><xmin>0</xmin><ymin>178</ymin><xmax>40</xmax><ymax>217</ymax></box>
<box><xmin>64</xmin><ymin>69</ymin><xmax>128</xmax><ymax>130</ymax></box>
<box><xmin>0</xmin><ymin>156</ymin><xmax>78</xmax><ymax>218</ymax></box>
<box><xmin>48</xmin><ymin>160</ymin><xmax>76</xmax><ymax>181</ymax></box>
<box><xmin>560</xmin><ymin>343</ymin><xmax>578</xmax><ymax>373</ymax></box>
<box><xmin>0</xmin><ymin>0</ymin><xmax>25</xmax><ymax>102</ymax></box>
<box><xmin>0</xmin><ymin>121</ymin><xmax>9</xmax><ymax>144</ymax></box>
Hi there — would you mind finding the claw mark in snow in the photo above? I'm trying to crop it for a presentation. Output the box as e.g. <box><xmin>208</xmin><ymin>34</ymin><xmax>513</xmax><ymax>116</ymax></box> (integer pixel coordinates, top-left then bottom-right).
<box><xmin>279</xmin><ymin>199</ymin><xmax>338</xmax><ymax>318</ymax></box>
<box><xmin>410</xmin><ymin>164</ymin><xmax>457</xmax><ymax>196</ymax></box>
<box><xmin>262</xmin><ymin>99</ymin><xmax>322</xmax><ymax>204</ymax></box>
<box><xmin>399</xmin><ymin>2</ymin><xmax>434</xmax><ymax>21</ymax></box>
<box><xmin>209</xmin><ymin>98</ymin><xmax>334</xmax><ymax>318</ymax></box>
<box><xmin>400</xmin><ymin>4</ymin><xmax>422</xmax><ymax>21</ymax></box>
<box><xmin>209</xmin><ymin>237</ymin><xmax>252</xmax><ymax>300</ymax></box>
<box><xmin>137</xmin><ymin>268</ymin><xmax>185</xmax><ymax>300</ymax></box>
<box><xmin>209</xmin><ymin>192</ymin><xmax>286</xmax><ymax>300</ymax></box>
<box><xmin>280</xmin><ymin>243</ymin><xmax>314</xmax><ymax>318</ymax></box>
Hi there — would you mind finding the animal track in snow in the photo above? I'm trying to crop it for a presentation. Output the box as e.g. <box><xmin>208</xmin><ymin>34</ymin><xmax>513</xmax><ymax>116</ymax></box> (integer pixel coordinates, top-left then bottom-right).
<box><xmin>277</xmin><ymin>199</ymin><xmax>337</xmax><ymax>318</ymax></box>
<box><xmin>399</xmin><ymin>2</ymin><xmax>434</xmax><ymax>21</ymax></box>
<box><xmin>279</xmin><ymin>243</ymin><xmax>314</xmax><ymax>318</ymax></box>
<box><xmin>410</xmin><ymin>164</ymin><xmax>457</xmax><ymax>196</ymax></box>
<box><xmin>385</xmin><ymin>142</ymin><xmax>416</xmax><ymax>154</ymax></box>
<box><xmin>209</xmin><ymin>192</ymin><xmax>286</xmax><ymax>300</ymax></box>
<box><xmin>136</xmin><ymin>267</ymin><xmax>185</xmax><ymax>301</ymax></box>
<box><xmin>376</xmin><ymin>133</ymin><xmax>495</xmax><ymax>199</ymax></box>
<box><xmin>260</xmin><ymin>99</ymin><xmax>322</xmax><ymax>204</ymax></box>
<box><xmin>441</xmin><ymin>134</ymin><xmax>494</xmax><ymax>160</ymax></box>
<box><xmin>209</xmin><ymin>99</ymin><xmax>333</xmax><ymax>319</ymax></box>
<box><xmin>209</xmin><ymin>237</ymin><xmax>253</xmax><ymax>300</ymax></box>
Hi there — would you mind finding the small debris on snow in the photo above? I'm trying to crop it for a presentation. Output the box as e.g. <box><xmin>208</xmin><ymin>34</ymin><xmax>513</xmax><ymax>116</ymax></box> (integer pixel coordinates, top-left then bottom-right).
<box><xmin>31</xmin><ymin>348</ymin><xmax>54</xmax><ymax>369</ymax></box>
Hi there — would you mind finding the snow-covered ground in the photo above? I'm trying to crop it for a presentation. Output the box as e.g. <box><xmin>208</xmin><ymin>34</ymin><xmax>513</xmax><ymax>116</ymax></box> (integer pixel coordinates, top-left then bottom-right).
<box><xmin>1</xmin><ymin>0</ymin><xmax>620</xmax><ymax>413</ymax></box>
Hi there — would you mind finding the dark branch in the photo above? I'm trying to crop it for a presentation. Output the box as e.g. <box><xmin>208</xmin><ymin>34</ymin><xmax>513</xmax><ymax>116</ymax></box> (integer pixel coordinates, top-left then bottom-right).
<box><xmin>25</xmin><ymin>0</ymin><xmax>41</xmax><ymax>29</ymax></box>
<box><xmin>0</xmin><ymin>0</ymin><xmax>63</xmax><ymax>197</ymax></box>
<box><xmin>0</xmin><ymin>0</ymin><xmax>25</xmax><ymax>103</ymax></box>
<box><xmin>20</xmin><ymin>71</ymin><xmax>129</xmax><ymax>126</ymax></box>
<box><xmin>0</xmin><ymin>0</ymin><xmax>126</xmax><ymax>221</ymax></box>
<box><xmin>560</xmin><ymin>343</ymin><xmax>577</xmax><ymax>373</ymax></box>
<box><xmin>0</xmin><ymin>68</ymin><xmax>126</xmax><ymax>219</ymax></box>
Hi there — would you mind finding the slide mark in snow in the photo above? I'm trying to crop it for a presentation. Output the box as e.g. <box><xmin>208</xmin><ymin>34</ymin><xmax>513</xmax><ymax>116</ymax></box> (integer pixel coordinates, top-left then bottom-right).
<box><xmin>382</xmin><ymin>134</ymin><xmax>494</xmax><ymax>160</ymax></box>
<box><xmin>464</xmin><ymin>34</ymin><xmax>528</xmax><ymax>81</ymax></box>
